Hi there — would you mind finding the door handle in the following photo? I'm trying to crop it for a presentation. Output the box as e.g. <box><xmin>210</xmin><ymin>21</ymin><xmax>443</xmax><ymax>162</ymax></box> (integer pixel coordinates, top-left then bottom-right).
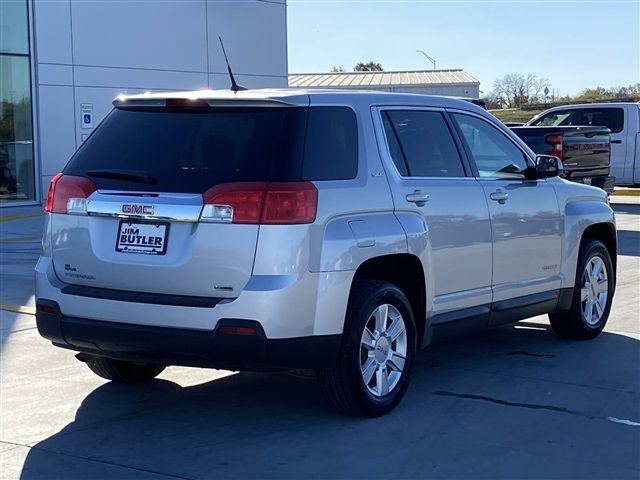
<box><xmin>611</xmin><ymin>140</ymin><xmax>622</xmax><ymax>144</ymax></box>
<box><xmin>406</xmin><ymin>190</ymin><xmax>430</xmax><ymax>206</ymax></box>
<box><xmin>489</xmin><ymin>189</ymin><xmax>509</xmax><ymax>204</ymax></box>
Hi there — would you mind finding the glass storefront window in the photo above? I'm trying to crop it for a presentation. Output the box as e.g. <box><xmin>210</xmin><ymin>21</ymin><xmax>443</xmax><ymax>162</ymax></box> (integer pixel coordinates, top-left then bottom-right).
<box><xmin>0</xmin><ymin>0</ymin><xmax>34</xmax><ymax>204</ymax></box>
<box><xmin>0</xmin><ymin>0</ymin><xmax>29</xmax><ymax>55</ymax></box>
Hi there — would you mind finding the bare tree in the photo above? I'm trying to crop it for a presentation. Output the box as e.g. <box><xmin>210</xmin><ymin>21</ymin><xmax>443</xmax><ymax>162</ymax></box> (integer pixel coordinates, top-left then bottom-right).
<box><xmin>491</xmin><ymin>73</ymin><xmax>550</xmax><ymax>108</ymax></box>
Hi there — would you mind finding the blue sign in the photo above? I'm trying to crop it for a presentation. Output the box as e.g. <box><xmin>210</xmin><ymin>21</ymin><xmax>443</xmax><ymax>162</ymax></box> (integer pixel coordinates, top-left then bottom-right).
<box><xmin>83</xmin><ymin>114</ymin><xmax>91</xmax><ymax>124</ymax></box>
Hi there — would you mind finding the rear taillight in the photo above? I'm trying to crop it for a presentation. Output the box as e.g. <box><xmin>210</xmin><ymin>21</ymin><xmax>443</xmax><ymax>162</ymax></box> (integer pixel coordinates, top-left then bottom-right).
<box><xmin>44</xmin><ymin>174</ymin><xmax>97</xmax><ymax>214</ymax></box>
<box><xmin>545</xmin><ymin>134</ymin><xmax>564</xmax><ymax>161</ymax></box>
<box><xmin>261</xmin><ymin>183</ymin><xmax>318</xmax><ymax>224</ymax></box>
<box><xmin>201</xmin><ymin>182</ymin><xmax>318</xmax><ymax>225</ymax></box>
<box><xmin>44</xmin><ymin>173</ymin><xmax>63</xmax><ymax>212</ymax></box>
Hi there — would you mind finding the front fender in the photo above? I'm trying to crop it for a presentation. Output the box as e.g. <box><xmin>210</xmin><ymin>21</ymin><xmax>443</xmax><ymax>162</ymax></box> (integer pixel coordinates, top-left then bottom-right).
<box><xmin>561</xmin><ymin>199</ymin><xmax>616</xmax><ymax>288</ymax></box>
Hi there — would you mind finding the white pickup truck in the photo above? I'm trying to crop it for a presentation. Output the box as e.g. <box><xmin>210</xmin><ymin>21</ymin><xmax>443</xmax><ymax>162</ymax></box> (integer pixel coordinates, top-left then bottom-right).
<box><xmin>527</xmin><ymin>102</ymin><xmax>640</xmax><ymax>186</ymax></box>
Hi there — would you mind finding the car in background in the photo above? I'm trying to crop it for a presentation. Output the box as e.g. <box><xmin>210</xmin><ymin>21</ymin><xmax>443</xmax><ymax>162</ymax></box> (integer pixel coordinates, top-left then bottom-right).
<box><xmin>509</xmin><ymin>124</ymin><xmax>614</xmax><ymax>193</ymax></box>
<box><xmin>0</xmin><ymin>145</ymin><xmax>18</xmax><ymax>197</ymax></box>
<box><xmin>526</xmin><ymin>103</ymin><xmax>640</xmax><ymax>186</ymax></box>
<box><xmin>0</xmin><ymin>141</ymin><xmax>34</xmax><ymax>200</ymax></box>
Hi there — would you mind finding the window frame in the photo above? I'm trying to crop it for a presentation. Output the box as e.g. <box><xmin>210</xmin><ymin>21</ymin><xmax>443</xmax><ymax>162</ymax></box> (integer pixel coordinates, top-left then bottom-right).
<box><xmin>373</xmin><ymin>106</ymin><xmax>473</xmax><ymax>180</ymax></box>
<box><xmin>447</xmin><ymin>109</ymin><xmax>535</xmax><ymax>180</ymax></box>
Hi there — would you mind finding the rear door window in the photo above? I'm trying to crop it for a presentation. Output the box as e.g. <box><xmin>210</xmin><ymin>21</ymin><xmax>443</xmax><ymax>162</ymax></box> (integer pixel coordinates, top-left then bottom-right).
<box><xmin>381</xmin><ymin>110</ymin><xmax>466</xmax><ymax>177</ymax></box>
<box><xmin>577</xmin><ymin>107</ymin><xmax>624</xmax><ymax>133</ymax></box>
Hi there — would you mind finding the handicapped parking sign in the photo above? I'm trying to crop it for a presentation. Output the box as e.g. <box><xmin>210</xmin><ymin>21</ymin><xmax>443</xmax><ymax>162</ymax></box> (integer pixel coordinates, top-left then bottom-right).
<box><xmin>81</xmin><ymin>103</ymin><xmax>93</xmax><ymax>129</ymax></box>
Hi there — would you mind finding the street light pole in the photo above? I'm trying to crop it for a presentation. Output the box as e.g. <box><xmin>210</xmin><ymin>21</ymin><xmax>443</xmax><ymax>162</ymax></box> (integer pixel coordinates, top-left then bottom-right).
<box><xmin>416</xmin><ymin>50</ymin><xmax>436</xmax><ymax>70</ymax></box>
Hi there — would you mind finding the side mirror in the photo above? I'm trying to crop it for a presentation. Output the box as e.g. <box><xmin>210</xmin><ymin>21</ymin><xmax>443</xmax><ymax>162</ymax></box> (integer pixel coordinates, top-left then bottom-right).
<box><xmin>527</xmin><ymin>155</ymin><xmax>563</xmax><ymax>179</ymax></box>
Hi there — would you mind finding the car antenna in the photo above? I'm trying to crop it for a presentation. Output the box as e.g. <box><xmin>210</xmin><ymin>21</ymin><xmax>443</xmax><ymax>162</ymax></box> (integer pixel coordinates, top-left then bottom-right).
<box><xmin>218</xmin><ymin>37</ymin><xmax>247</xmax><ymax>93</ymax></box>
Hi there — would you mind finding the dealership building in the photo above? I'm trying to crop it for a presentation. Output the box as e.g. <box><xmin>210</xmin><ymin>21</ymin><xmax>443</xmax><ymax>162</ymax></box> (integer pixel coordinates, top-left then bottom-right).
<box><xmin>0</xmin><ymin>0</ymin><xmax>287</xmax><ymax>207</ymax></box>
<box><xmin>289</xmin><ymin>70</ymin><xmax>480</xmax><ymax>97</ymax></box>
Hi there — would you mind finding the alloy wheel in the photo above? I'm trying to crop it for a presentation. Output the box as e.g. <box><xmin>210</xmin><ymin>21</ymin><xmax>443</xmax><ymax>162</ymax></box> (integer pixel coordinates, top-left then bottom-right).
<box><xmin>580</xmin><ymin>255</ymin><xmax>609</xmax><ymax>326</ymax></box>
<box><xmin>359</xmin><ymin>303</ymin><xmax>408</xmax><ymax>397</ymax></box>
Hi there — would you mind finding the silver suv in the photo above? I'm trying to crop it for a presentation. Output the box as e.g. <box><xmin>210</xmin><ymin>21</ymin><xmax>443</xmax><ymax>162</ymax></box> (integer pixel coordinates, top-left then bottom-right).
<box><xmin>36</xmin><ymin>90</ymin><xmax>616</xmax><ymax>416</ymax></box>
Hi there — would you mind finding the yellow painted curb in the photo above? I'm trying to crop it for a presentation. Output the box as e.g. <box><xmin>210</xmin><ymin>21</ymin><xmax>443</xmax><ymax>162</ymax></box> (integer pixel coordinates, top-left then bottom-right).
<box><xmin>0</xmin><ymin>212</ymin><xmax>43</xmax><ymax>223</ymax></box>
<box><xmin>0</xmin><ymin>304</ymin><xmax>35</xmax><ymax>315</ymax></box>
<box><xmin>612</xmin><ymin>188</ymin><xmax>640</xmax><ymax>196</ymax></box>
<box><xmin>0</xmin><ymin>235</ymin><xmax>42</xmax><ymax>243</ymax></box>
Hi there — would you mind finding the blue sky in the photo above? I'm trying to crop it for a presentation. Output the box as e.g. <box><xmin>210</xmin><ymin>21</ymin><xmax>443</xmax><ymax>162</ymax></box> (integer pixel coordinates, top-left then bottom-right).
<box><xmin>287</xmin><ymin>0</ymin><xmax>640</xmax><ymax>97</ymax></box>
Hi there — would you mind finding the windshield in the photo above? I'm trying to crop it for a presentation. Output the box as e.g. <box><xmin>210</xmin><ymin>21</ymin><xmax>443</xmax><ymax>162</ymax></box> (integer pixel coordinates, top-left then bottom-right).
<box><xmin>530</xmin><ymin>109</ymin><xmax>579</xmax><ymax>127</ymax></box>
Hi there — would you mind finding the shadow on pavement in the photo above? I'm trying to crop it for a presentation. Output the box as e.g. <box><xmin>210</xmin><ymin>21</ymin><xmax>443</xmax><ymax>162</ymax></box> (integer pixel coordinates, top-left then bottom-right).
<box><xmin>611</xmin><ymin>202</ymin><xmax>640</xmax><ymax>216</ymax></box>
<box><xmin>20</xmin><ymin>323</ymin><xmax>640</xmax><ymax>479</ymax></box>
<box><xmin>618</xmin><ymin>230</ymin><xmax>640</xmax><ymax>257</ymax></box>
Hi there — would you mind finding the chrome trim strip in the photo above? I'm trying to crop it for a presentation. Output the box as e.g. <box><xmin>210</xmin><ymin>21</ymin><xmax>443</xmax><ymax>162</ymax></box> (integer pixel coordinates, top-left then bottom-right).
<box><xmin>86</xmin><ymin>191</ymin><xmax>204</xmax><ymax>223</ymax></box>
<box><xmin>86</xmin><ymin>211</ymin><xmax>200</xmax><ymax>223</ymax></box>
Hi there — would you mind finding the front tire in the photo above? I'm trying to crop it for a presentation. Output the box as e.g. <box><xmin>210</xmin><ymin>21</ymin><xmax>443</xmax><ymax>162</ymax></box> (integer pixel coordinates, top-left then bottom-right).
<box><xmin>549</xmin><ymin>239</ymin><xmax>614</xmax><ymax>339</ymax></box>
<box><xmin>317</xmin><ymin>280</ymin><xmax>416</xmax><ymax>416</ymax></box>
<box><xmin>85</xmin><ymin>357</ymin><xmax>165</xmax><ymax>383</ymax></box>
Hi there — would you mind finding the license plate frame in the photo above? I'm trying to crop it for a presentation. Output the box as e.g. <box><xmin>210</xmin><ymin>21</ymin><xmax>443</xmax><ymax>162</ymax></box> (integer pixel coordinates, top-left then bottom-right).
<box><xmin>115</xmin><ymin>220</ymin><xmax>170</xmax><ymax>256</ymax></box>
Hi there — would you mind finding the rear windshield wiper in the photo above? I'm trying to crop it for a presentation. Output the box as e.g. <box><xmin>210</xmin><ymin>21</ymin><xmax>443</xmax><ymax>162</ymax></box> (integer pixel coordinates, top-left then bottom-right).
<box><xmin>86</xmin><ymin>169</ymin><xmax>157</xmax><ymax>185</ymax></box>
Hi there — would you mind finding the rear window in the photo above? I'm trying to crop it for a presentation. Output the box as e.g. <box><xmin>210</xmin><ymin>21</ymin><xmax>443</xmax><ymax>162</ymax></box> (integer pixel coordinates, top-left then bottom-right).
<box><xmin>64</xmin><ymin>106</ymin><xmax>358</xmax><ymax>192</ymax></box>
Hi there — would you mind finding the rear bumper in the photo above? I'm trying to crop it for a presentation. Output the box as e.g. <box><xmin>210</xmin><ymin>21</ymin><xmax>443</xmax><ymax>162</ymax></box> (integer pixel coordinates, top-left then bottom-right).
<box><xmin>586</xmin><ymin>175</ymin><xmax>616</xmax><ymax>194</ymax></box>
<box><xmin>35</xmin><ymin>255</ymin><xmax>354</xmax><ymax>338</ymax></box>
<box><xmin>565</xmin><ymin>173</ymin><xmax>616</xmax><ymax>194</ymax></box>
<box><xmin>36</xmin><ymin>300</ymin><xmax>341</xmax><ymax>370</ymax></box>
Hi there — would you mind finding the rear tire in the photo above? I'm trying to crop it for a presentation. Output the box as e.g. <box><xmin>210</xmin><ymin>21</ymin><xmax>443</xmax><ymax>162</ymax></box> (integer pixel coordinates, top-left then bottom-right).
<box><xmin>549</xmin><ymin>239</ymin><xmax>614</xmax><ymax>339</ymax></box>
<box><xmin>85</xmin><ymin>357</ymin><xmax>165</xmax><ymax>383</ymax></box>
<box><xmin>316</xmin><ymin>280</ymin><xmax>416</xmax><ymax>416</ymax></box>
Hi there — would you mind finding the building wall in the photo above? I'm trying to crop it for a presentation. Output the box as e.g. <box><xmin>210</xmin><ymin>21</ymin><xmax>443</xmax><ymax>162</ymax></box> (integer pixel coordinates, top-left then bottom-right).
<box><xmin>32</xmin><ymin>0</ymin><xmax>287</xmax><ymax>203</ymax></box>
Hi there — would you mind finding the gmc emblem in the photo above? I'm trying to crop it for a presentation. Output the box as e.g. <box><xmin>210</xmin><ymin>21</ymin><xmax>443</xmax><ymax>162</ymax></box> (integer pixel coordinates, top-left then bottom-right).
<box><xmin>122</xmin><ymin>204</ymin><xmax>154</xmax><ymax>215</ymax></box>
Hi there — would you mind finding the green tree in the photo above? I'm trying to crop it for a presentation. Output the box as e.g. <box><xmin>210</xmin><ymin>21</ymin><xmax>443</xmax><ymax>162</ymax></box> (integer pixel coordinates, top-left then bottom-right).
<box><xmin>330</xmin><ymin>65</ymin><xmax>345</xmax><ymax>72</ymax></box>
<box><xmin>354</xmin><ymin>61</ymin><xmax>383</xmax><ymax>72</ymax></box>
<box><xmin>576</xmin><ymin>87</ymin><xmax>607</xmax><ymax>102</ymax></box>
<box><xmin>608</xmin><ymin>83</ymin><xmax>640</xmax><ymax>99</ymax></box>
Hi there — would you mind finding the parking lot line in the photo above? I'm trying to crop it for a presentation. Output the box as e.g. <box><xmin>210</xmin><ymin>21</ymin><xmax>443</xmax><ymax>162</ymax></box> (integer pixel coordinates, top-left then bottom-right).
<box><xmin>0</xmin><ymin>304</ymin><xmax>36</xmax><ymax>316</ymax></box>
<box><xmin>0</xmin><ymin>212</ymin><xmax>43</xmax><ymax>223</ymax></box>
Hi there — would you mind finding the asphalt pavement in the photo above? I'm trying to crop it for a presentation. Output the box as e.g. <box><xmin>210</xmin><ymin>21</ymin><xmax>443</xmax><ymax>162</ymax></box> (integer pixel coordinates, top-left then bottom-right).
<box><xmin>0</xmin><ymin>197</ymin><xmax>638</xmax><ymax>479</ymax></box>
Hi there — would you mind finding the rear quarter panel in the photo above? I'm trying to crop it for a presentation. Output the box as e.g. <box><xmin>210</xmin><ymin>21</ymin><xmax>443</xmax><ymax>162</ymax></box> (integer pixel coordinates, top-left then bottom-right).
<box><xmin>253</xmin><ymin>94</ymin><xmax>407</xmax><ymax>336</ymax></box>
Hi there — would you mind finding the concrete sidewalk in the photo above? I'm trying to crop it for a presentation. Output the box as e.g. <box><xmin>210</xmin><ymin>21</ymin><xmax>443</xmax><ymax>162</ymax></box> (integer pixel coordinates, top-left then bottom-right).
<box><xmin>0</xmin><ymin>207</ymin><xmax>44</xmax><ymax>313</ymax></box>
